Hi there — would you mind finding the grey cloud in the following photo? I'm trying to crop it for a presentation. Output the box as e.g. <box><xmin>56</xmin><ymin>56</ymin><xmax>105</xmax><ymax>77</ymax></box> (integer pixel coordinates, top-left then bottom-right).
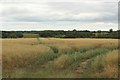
<box><xmin>0</xmin><ymin>1</ymin><xmax>118</xmax><ymax>24</ymax></box>
<box><xmin>46</xmin><ymin>2</ymin><xmax>117</xmax><ymax>23</ymax></box>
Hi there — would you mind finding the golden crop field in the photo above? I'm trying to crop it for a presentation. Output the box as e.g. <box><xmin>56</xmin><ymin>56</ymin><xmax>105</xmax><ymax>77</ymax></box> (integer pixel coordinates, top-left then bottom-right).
<box><xmin>2</xmin><ymin>38</ymin><xmax>119</xmax><ymax>78</ymax></box>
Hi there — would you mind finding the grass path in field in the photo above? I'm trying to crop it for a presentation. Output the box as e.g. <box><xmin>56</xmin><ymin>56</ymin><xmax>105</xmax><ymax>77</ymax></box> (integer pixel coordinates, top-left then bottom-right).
<box><xmin>74</xmin><ymin>58</ymin><xmax>93</xmax><ymax>78</ymax></box>
<box><xmin>2</xmin><ymin>38</ymin><xmax>118</xmax><ymax>78</ymax></box>
<box><xmin>31</xmin><ymin>48</ymin><xmax>110</xmax><ymax>78</ymax></box>
<box><xmin>81</xmin><ymin>49</ymin><xmax>118</xmax><ymax>78</ymax></box>
<box><xmin>74</xmin><ymin>49</ymin><xmax>118</xmax><ymax>78</ymax></box>
<box><xmin>27</xmin><ymin>41</ymin><xmax>117</xmax><ymax>78</ymax></box>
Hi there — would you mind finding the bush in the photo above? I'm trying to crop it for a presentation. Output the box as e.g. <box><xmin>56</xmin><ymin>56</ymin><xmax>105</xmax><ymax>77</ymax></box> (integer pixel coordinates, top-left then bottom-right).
<box><xmin>23</xmin><ymin>34</ymin><xmax>39</xmax><ymax>38</ymax></box>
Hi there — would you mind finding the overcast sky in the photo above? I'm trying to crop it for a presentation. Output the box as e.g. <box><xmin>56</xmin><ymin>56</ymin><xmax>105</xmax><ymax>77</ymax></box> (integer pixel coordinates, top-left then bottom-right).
<box><xmin>0</xmin><ymin>0</ymin><xmax>119</xmax><ymax>31</ymax></box>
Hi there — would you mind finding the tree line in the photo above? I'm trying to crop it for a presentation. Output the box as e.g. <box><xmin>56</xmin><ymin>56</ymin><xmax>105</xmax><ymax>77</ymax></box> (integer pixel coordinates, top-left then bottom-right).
<box><xmin>1</xmin><ymin>29</ymin><xmax>120</xmax><ymax>39</ymax></box>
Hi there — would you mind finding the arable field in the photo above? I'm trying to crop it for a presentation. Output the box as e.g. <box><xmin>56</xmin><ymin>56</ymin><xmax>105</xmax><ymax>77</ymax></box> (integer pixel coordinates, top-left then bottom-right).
<box><xmin>2</xmin><ymin>38</ymin><xmax>119</xmax><ymax>78</ymax></box>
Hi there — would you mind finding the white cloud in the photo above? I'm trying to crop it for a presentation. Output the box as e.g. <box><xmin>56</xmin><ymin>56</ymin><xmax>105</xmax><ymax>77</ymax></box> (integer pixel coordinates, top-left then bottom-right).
<box><xmin>0</xmin><ymin>0</ymin><xmax>119</xmax><ymax>3</ymax></box>
<box><xmin>1</xmin><ymin>22</ymin><xmax>118</xmax><ymax>31</ymax></box>
<box><xmin>0</xmin><ymin>0</ymin><xmax>118</xmax><ymax>30</ymax></box>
